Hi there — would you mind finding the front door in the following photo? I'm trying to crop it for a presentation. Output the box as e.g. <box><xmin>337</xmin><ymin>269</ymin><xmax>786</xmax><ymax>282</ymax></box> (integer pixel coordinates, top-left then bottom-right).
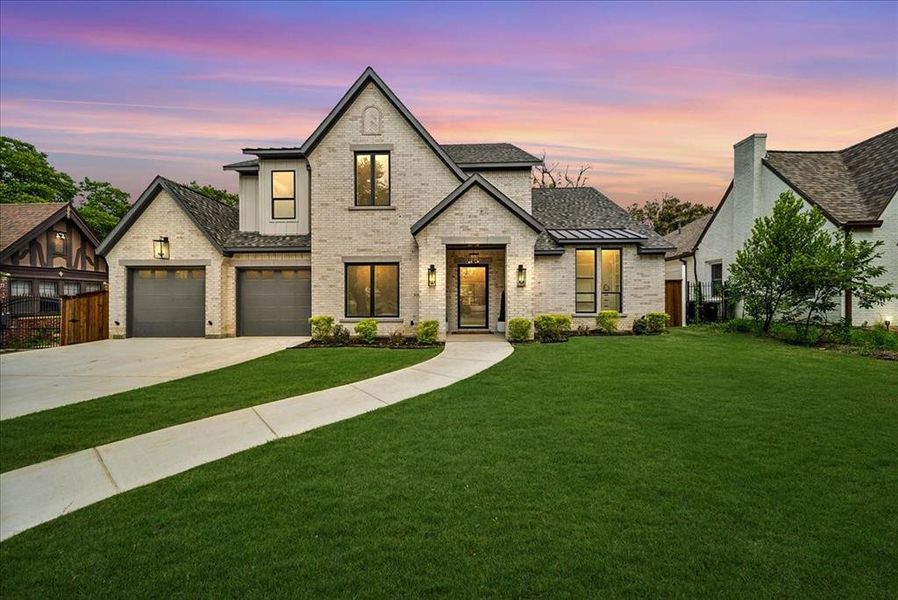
<box><xmin>458</xmin><ymin>264</ymin><xmax>488</xmax><ymax>329</ymax></box>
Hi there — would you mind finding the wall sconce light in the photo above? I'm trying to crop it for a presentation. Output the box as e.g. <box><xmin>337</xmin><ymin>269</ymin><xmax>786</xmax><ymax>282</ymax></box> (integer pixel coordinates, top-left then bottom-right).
<box><xmin>885</xmin><ymin>318</ymin><xmax>892</xmax><ymax>331</ymax></box>
<box><xmin>427</xmin><ymin>264</ymin><xmax>437</xmax><ymax>287</ymax></box>
<box><xmin>55</xmin><ymin>232</ymin><xmax>66</xmax><ymax>239</ymax></box>
<box><xmin>516</xmin><ymin>264</ymin><xmax>527</xmax><ymax>287</ymax></box>
<box><xmin>153</xmin><ymin>236</ymin><xmax>170</xmax><ymax>259</ymax></box>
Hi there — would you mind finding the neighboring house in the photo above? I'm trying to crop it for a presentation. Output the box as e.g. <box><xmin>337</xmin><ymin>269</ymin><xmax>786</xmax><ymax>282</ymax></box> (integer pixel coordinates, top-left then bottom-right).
<box><xmin>691</xmin><ymin>128</ymin><xmax>898</xmax><ymax>326</ymax></box>
<box><xmin>97</xmin><ymin>67</ymin><xmax>671</xmax><ymax>339</ymax></box>
<box><xmin>0</xmin><ymin>202</ymin><xmax>107</xmax><ymax>302</ymax></box>
<box><xmin>663</xmin><ymin>213</ymin><xmax>712</xmax><ymax>324</ymax></box>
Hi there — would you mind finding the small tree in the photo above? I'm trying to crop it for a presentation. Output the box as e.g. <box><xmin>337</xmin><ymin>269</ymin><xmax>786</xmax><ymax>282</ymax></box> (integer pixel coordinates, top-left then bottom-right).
<box><xmin>76</xmin><ymin>178</ymin><xmax>131</xmax><ymax>239</ymax></box>
<box><xmin>729</xmin><ymin>191</ymin><xmax>893</xmax><ymax>336</ymax></box>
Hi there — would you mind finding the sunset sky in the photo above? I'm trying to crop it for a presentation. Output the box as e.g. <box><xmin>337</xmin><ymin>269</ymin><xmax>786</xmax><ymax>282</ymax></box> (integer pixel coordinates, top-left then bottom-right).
<box><xmin>1</xmin><ymin>0</ymin><xmax>895</xmax><ymax>208</ymax></box>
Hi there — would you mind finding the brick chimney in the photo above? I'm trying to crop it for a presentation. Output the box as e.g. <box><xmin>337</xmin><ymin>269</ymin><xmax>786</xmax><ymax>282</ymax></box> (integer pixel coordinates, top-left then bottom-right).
<box><xmin>732</xmin><ymin>133</ymin><xmax>767</xmax><ymax>239</ymax></box>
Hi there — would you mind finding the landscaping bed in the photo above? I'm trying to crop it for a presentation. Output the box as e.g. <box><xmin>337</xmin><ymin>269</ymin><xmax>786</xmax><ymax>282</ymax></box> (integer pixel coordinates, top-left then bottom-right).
<box><xmin>291</xmin><ymin>336</ymin><xmax>443</xmax><ymax>350</ymax></box>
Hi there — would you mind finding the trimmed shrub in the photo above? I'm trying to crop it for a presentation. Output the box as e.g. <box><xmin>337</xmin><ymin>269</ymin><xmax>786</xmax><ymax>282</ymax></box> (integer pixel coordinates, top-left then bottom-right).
<box><xmin>533</xmin><ymin>313</ymin><xmax>572</xmax><ymax>343</ymax></box>
<box><xmin>354</xmin><ymin>319</ymin><xmax>378</xmax><ymax>344</ymax></box>
<box><xmin>632</xmin><ymin>317</ymin><xmax>648</xmax><ymax>335</ymax></box>
<box><xmin>308</xmin><ymin>315</ymin><xmax>334</xmax><ymax>341</ymax></box>
<box><xmin>507</xmin><ymin>317</ymin><xmax>531</xmax><ymax>342</ymax></box>
<box><xmin>416</xmin><ymin>320</ymin><xmax>440</xmax><ymax>345</ymax></box>
<box><xmin>595</xmin><ymin>310</ymin><xmax>620</xmax><ymax>334</ymax></box>
<box><xmin>645</xmin><ymin>312</ymin><xmax>669</xmax><ymax>334</ymax></box>
<box><xmin>332</xmin><ymin>324</ymin><xmax>351</xmax><ymax>344</ymax></box>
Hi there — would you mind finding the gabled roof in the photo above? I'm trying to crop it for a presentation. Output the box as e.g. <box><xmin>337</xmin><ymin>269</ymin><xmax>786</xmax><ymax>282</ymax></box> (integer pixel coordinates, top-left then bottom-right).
<box><xmin>663</xmin><ymin>214</ymin><xmax>713</xmax><ymax>260</ymax></box>
<box><xmin>299</xmin><ymin>67</ymin><xmax>466</xmax><ymax>181</ymax></box>
<box><xmin>97</xmin><ymin>176</ymin><xmax>238</xmax><ymax>256</ymax></box>
<box><xmin>441</xmin><ymin>143</ymin><xmax>542</xmax><ymax>169</ymax></box>
<box><xmin>410</xmin><ymin>174</ymin><xmax>543</xmax><ymax>235</ymax></box>
<box><xmin>531</xmin><ymin>188</ymin><xmax>674</xmax><ymax>254</ymax></box>
<box><xmin>0</xmin><ymin>202</ymin><xmax>101</xmax><ymax>260</ymax></box>
<box><xmin>763</xmin><ymin>127</ymin><xmax>898</xmax><ymax>225</ymax></box>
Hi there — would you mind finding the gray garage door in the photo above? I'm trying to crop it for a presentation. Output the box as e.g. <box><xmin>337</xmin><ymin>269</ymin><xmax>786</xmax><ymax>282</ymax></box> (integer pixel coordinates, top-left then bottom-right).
<box><xmin>129</xmin><ymin>268</ymin><xmax>205</xmax><ymax>337</ymax></box>
<box><xmin>238</xmin><ymin>268</ymin><xmax>311</xmax><ymax>336</ymax></box>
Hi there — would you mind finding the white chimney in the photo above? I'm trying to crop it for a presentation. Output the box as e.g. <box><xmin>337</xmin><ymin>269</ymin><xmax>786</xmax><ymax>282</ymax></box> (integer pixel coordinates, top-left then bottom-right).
<box><xmin>732</xmin><ymin>133</ymin><xmax>767</xmax><ymax>239</ymax></box>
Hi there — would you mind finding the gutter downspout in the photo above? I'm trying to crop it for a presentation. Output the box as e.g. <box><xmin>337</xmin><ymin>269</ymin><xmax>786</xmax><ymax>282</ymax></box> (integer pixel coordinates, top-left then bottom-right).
<box><xmin>306</xmin><ymin>163</ymin><xmax>312</xmax><ymax>236</ymax></box>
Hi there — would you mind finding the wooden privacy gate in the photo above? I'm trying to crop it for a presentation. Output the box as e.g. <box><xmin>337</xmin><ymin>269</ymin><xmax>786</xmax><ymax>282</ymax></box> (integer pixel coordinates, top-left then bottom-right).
<box><xmin>61</xmin><ymin>290</ymin><xmax>108</xmax><ymax>345</ymax></box>
<box><xmin>665</xmin><ymin>280</ymin><xmax>683</xmax><ymax>327</ymax></box>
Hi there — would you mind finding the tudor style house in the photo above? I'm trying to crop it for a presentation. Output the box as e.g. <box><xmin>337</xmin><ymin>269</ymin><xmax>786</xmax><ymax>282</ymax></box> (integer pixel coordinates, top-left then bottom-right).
<box><xmin>97</xmin><ymin>68</ymin><xmax>671</xmax><ymax>339</ymax></box>
<box><xmin>1</xmin><ymin>202</ymin><xmax>107</xmax><ymax>301</ymax></box>
<box><xmin>679</xmin><ymin>128</ymin><xmax>897</xmax><ymax>326</ymax></box>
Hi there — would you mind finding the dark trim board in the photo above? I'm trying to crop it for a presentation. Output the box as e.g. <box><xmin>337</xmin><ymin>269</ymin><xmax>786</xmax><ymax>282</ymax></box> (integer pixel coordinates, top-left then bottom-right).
<box><xmin>457</xmin><ymin>263</ymin><xmax>489</xmax><ymax>329</ymax></box>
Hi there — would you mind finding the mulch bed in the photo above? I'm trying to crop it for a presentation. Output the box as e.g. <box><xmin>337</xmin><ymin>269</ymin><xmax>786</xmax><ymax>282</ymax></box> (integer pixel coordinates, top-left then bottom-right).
<box><xmin>291</xmin><ymin>337</ymin><xmax>444</xmax><ymax>350</ymax></box>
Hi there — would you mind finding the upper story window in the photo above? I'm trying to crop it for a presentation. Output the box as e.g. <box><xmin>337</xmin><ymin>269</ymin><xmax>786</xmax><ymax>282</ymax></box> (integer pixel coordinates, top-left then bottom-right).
<box><xmin>355</xmin><ymin>151</ymin><xmax>390</xmax><ymax>206</ymax></box>
<box><xmin>271</xmin><ymin>170</ymin><xmax>296</xmax><ymax>220</ymax></box>
<box><xmin>53</xmin><ymin>231</ymin><xmax>67</xmax><ymax>256</ymax></box>
<box><xmin>600</xmin><ymin>249</ymin><xmax>622</xmax><ymax>312</ymax></box>
<box><xmin>710</xmin><ymin>262</ymin><xmax>723</xmax><ymax>296</ymax></box>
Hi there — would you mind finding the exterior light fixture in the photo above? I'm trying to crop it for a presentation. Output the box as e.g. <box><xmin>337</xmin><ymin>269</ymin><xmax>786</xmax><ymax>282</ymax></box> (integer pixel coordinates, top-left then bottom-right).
<box><xmin>55</xmin><ymin>232</ymin><xmax>66</xmax><ymax>239</ymax></box>
<box><xmin>516</xmin><ymin>264</ymin><xmax>527</xmax><ymax>287</ymax></box>
<box><xmin>885</xmin><ymin>318</ymin><xmax>892</xmax><ymax>331</ymax></box>
<box><xmin>427</xmin><ymin>264</ymin><xmax>437</xmax><ymax>287</ymax></box>
<box><xmin>153</xmin><ymin>236</ymin><xmax>170</xmax><ymax>259</ymax></box>
<box><xmin>469</xmin><ymin>252</ymin><xmax>479</xmax><ymax>263</ymax></box>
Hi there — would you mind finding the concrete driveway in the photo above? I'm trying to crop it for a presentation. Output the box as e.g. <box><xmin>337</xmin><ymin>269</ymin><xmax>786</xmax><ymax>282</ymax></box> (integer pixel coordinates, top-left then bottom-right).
<box><xmin>0</xmin><ymin>337</ymin><xmax>308</xmax><ymax>420</ymax></box>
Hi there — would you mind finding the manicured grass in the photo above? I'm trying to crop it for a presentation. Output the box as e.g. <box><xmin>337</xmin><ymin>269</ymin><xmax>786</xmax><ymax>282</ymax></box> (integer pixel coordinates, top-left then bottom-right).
<box><xmin>2</xmin><ymin>330</ymin><xmax>897</xmax><ymax>597</ymax></box>
<box><xmin>0</xmin><ymin>347</ymin><xmax>440</xmax><ymax>473</ymax></box>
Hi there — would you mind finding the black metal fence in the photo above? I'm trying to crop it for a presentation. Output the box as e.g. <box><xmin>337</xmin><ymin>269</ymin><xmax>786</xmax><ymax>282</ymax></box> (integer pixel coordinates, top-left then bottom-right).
<box><xmin>0</xmin><ymin>296</ymin><xmax>61</xmax><ymax>350</ymax></box>
<box><xmin>686</xmin><ymin>281</ymin><xmax>737</xmax><ymax>324</ymax></box>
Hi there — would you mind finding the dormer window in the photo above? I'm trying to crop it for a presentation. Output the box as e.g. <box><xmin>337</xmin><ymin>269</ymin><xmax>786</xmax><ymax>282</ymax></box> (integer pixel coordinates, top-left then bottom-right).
<box><xmin>271</xmin><ymin>170</ymin><xmax>296</xmax><ymax>219</ymax></box>
<box><xmin>354</xmin><ymin>151</ymin><xmax>390</xmax><ymax>206</ymax></box>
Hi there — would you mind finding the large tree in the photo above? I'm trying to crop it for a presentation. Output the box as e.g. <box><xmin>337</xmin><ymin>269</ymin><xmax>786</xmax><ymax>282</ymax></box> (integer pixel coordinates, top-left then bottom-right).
<box><xmin>76</xmin><ymin>178</ymin><xmax>132</xmax><ymax>239</ymax></box>
<box><xmin>0</xmin><ymin>136</ymin><xmax>77</xmax><ymax>204</ymax></box>
<box><xmin>627</xmin><ymin>194</ymin><xmax>713</xmax><ymax>236</ymax></box>
<box><xmin>188</xmin><ymin>181</ymin><xmax>238</xmax><ymax>207</ymax></box>
<box><xmin>728</xmin><ymin>191</ymin><xmax>893</xmax><ymax>336</ymax></box>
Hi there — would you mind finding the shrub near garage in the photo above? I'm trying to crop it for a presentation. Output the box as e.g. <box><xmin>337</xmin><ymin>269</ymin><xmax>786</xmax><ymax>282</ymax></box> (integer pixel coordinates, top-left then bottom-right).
<box><xmin>533</xmin><ymin>314</ymin><xmax>572</xmax><ymax>343</ymax></box>
<box><xmin>308</xmin><ymin>315</ymin><xmax>335</xmax><ymax>341</ymax></box>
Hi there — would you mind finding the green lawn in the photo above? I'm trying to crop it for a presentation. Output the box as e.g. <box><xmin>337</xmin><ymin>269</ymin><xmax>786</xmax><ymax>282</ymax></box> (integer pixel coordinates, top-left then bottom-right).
<box><xmin>0</xmin><ymin>347</ymin><xmax>440</xmax><ymax>473</ymax></box>
<box><xmin>2</xmin><ymin>330</ymin><xmax>897</xmax><ymax>598</ymax></box>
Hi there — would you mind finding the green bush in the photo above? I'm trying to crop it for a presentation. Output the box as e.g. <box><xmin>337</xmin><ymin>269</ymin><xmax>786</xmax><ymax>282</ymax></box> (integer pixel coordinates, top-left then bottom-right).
<box><xmin>723</xmin><ymin>318</ymin><xmax>756</xmax><ymax>334</ymax></box>
<box><xmin>507</xmin><ymin>318</ymin><xmax>531</xmax><ymax>342</ymax></box>
<box><xmin>354</xmin><ymin>319</ymin><xmax>378</xmax><ymax>344</ymax></box>
<box><xmin>332</xmin><ymin>324</ymin><xmax>351</xmax><ymax>344</ymax></box>
<box><xmin>416</xmin><ymin>320</ymin><xmax>440</xmax><ymax>345</ymax></box>
<box><xmin>533</xmin><ymin>313</ymin><xmax>572</xmax><ymax>343</ymax></box>
<box><xmin>645</xmin><ymin>312</ymin><xmax>669</xmax><ymax>334</ymax></box>
<box><xmin>632</xmin><ymin>317</ymin><xmax>648</xmax><ymax>335</ymax></box>
<box><xmin>595</xmin><ymin>310</ymin><xmax>620</xmax><ymax>334</ymax></box>
<box><xmin>850</xmin><ymin>325</ymin><xmax>898</xmax><ymax>351</ymax></box>
<box><xmin>308</xmin><ymin>315</ymin><xmax>334</xmax><ymax>341</ymax></box>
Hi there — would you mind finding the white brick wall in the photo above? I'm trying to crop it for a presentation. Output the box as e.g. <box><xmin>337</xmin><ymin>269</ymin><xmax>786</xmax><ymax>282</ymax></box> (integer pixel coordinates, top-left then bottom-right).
<box><xmin>534</xmin><ymin>246</ymin><xmax>665</xmax><ymax>330</ymax></box>
<box><xmin>476</xmin><ymin>169</ymin><xmax>532</xmax><ymax>213</ymax></box>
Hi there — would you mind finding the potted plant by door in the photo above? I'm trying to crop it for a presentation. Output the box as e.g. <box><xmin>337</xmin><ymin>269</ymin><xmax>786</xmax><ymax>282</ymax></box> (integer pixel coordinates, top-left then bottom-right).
<box><xmin>497</xmin><ymin>290</ymin><xmax>506</xmax><ymax>333</ymax></box>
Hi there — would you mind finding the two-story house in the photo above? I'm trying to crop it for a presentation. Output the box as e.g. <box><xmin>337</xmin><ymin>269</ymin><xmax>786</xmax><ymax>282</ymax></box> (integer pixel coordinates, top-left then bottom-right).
<box><xmin>97</xmin><ymin>68</ymin><xmax>671</xmax><ymax>339</ymax></box>
<box><xmin>678</xmin><ymin>128</ymin><xmax>897</xmax><ymax>327</ymax></box>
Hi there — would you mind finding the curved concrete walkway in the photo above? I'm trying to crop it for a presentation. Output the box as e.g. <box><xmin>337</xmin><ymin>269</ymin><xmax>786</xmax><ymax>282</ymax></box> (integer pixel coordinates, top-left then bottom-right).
<box><xmin>0</xmin><ymin>334</ymin><xmax>512</xmax><ymax>541</ymax></box>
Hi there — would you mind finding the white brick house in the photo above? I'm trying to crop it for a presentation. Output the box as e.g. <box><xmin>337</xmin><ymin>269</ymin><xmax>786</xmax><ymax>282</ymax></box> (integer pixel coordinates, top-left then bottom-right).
<box><xmin>98</xmin><ymin>68</ymin><xmax>671</xmax><ymax>339</ymax></box>
<box><xmin>680</xmin><ymin>129</ymin><xmax>898</xmax><ymax>326</ymax></box>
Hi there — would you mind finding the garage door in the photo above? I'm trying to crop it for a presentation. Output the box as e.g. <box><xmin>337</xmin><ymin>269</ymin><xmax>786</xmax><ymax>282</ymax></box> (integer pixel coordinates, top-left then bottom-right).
<box><xmin>238</xmin><ymin>268</ymin><xmax>311</xmax><ymax>336</ymax></box>
<box><xmin>129</xmin><ymin>268</ymin><xmax>205</xmax><ymax>337</ymax></box>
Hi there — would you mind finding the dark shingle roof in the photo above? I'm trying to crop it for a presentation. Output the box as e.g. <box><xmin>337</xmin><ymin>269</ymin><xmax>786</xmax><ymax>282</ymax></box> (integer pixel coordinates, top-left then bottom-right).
<box><xmin>223</xmin><ymin>231</ymin><xmax>310</xmax><ymax>251</ymax></box>
<box><xmin>0</xmin><ymin>203</ymin><xmax>68</xmax><ymax>252</ymax></box>
<box><xmin>763</xmin><ymin>127</ymin><xmax>898</xmax><ymax>224</ymax></box>
<box><xmin>158</xmin><ymin>178</ymin><xmax>238</xmax><ymax>249</ymax></box>
<box><xmin>441</xmin><ymin>143</ymin><xmax>541</xmax><ymax>167</ymax></box>
<box><xmin>531</xmin><ymin>188</ymin><xmax>674</xmax><ymax>253</ymax></box>
<box><xmin>663</xmin><ymin>214</ymin><xmax>712</xmax><ymax>259</ymax></box>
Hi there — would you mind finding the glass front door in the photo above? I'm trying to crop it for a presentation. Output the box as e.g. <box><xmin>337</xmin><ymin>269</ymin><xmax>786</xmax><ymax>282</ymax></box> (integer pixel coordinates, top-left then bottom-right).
<box><xmin>458</xmin><ymin>265</ymin><xmax>488</xmax><ymax>329</ymax></box>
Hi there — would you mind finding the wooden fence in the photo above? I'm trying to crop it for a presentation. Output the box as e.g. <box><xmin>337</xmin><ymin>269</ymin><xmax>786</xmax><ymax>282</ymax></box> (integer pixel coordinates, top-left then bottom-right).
<box><xmin>61</xmin><ymin>290</ymin><xmax>108</xmax><ymax>346</ymax></box>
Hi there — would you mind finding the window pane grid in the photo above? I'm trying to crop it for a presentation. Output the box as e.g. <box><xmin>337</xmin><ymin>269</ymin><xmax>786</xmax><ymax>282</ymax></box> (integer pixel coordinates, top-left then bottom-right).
<box><xmin>271</xmin><ymin>171</ymin><xmax>296</xmax><ymax>220</ymax></box>
<box><xmin>600</xmin><ymin>249</ymin><xmax>622</xmax><ymax>313</ymax></box>
<box><xmin>575</xmin><ymin>249</ymin><xmax>596</xmax><ymax>313</ymax></box>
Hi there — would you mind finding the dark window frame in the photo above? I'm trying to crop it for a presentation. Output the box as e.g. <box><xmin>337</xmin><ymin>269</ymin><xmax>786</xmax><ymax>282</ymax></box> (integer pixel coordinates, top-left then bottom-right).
<box><xmin>574</xmin><ymin>248</ymin><xmax>597</xmax><ymax>314</ymax></box>
<box><xmin>353</xmin><ymin>151</ymin><xmax>391</xmax><ymax>207</ymax></box>
<box><xmin>710</xmin><ymin>262</ymin><xmax>723</xmax><ymax>296</ymax></box>
<box><xmin>457</xmin><ymin>263</ymin><xmax>489</xmax><ymax>329</ymax></box>
<box><xmin>270</xmin><ymin>170</ymin><xmax>296</xmax><ymax>220</ymax></box>
<box><xmin>600</xmin><ymin>247</ymin><xmax>623</xmax><ymax>313</ymax></box>
<box><xmin>344</xmin><ymin>262</ymin><xmax>400</xmax><ymax>318</ymax></box>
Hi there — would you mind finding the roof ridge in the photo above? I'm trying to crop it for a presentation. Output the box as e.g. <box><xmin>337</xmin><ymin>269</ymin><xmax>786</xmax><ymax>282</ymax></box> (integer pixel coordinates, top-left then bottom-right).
<box><xmin>159</xmin><ymin>176</ymin><xmax>237</xmax><ymax>211</ymax></box>
<box><xmin>767</xmin><ymin>126</ymin><xmax>898</xmax><ymax>155</ymax></box>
